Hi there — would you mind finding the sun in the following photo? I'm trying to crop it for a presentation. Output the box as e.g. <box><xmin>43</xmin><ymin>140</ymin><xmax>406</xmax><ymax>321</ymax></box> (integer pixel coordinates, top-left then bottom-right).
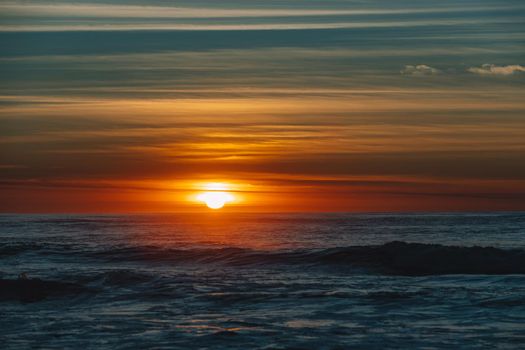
<box><xmin>195</xmin><ymin>183</ymin><xmax>235</xmax><ymax>209</ymax></box>
<box><xmin>197</xmin><ymin>192</ymin><xmax>233</xmax><ymax>209</ymax></box>
<box><xmin>193</xmin><ymin>182</ymin><xmax>237</xmax><ymax>209</ymax></box>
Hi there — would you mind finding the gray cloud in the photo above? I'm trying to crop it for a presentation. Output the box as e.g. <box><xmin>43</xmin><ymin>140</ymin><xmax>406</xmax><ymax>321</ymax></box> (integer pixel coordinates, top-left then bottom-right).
<box><xmin>401</xmin><ymin>65</ymin><xmax>440</xmax><ymax>76</ymax></box>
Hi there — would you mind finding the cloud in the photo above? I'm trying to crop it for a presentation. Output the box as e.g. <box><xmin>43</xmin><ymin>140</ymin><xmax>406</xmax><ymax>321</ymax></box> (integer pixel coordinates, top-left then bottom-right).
<box><xmin>468</xmin><ymin>64</ymin><xmax>525</xmax><ymax>76</ymax></box>
<box><xmin>0</xmin><ymin>3</ymin><xmax>514</xmax><ymax>19</ymax></box>
<box><xmin>401</xmin><ymin>65</ymin><xmax>440</xmax><ymax>76</ymax></box>
<box><xmin>0</xmin><ymin>2</ymin><xmax>519</xmax><ymax>32</ymax></box>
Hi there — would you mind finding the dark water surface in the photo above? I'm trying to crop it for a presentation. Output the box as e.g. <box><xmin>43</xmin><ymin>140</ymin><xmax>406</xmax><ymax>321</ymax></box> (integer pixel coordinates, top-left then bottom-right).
<box><xmin>1</xmin><ymin>213</ymin><xmax>525</xmax><ymax>349</ymax></box>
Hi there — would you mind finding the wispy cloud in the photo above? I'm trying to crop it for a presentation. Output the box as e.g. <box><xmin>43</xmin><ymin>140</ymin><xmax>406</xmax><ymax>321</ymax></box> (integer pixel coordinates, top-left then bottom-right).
<box><xmin>401</xmin><ymin>65</ymin><xmax>440</xmax><ymax>76</ymax></box>
<box><xmin>0</xmin><ymin>19</ymin><xmax>505</xmax><ymax>32</ymax></box>
<box><xmin>0</xmin><ymin>164</ymin><xmax>26</xmax><ymax>169</ymax></box>
<box><xmin>1</xmin><ymin>3</ymin><xmax>516</xmax><ymax>19</ymax></box>
<box><xmin>468</xmin><ymin>64</ymin><xmax>525</xmax><ymax>76</ymax></box>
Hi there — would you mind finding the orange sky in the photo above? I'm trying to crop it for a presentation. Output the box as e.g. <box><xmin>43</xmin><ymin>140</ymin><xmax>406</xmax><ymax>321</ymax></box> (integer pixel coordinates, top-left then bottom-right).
<box><xmin>2</xmin><ymin>92</ymin><xmax>525</xmax><ymax>213</ymax></box>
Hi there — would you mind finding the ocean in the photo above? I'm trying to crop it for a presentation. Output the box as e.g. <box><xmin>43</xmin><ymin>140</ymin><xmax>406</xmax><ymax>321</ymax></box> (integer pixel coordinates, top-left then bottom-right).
<box><xmin>1</xmin><ymin>213</ymin><xmax>524</xmax><ymax>349</ymax></box>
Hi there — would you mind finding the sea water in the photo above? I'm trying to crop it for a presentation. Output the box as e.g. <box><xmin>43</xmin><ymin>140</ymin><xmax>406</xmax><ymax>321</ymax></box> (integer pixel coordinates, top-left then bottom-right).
<box><xmin>1</xmin><ymin>213</ymin><xmax>524</xmax><ymax>349</ymax></box>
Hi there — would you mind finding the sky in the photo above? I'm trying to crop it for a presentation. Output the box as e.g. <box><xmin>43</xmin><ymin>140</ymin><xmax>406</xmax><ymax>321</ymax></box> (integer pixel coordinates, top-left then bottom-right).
<box><xmin>0</xmin><ymin>0</ymin><xmax>524</xmax><ymax>212</ymax></box>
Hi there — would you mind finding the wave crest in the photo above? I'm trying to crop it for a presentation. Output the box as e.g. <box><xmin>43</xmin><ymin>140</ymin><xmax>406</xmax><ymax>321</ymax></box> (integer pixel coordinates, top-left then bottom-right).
<box><xmin>91</xmin><ymin>241</ymin><xmax>525</xmax><ymax>275</ymax></box>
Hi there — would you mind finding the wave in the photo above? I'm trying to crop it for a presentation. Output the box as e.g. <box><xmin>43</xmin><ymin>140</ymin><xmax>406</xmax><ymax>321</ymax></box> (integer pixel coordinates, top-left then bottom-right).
<box><xmin>0</xmin><ymin>243</ymin><xmax>42</xmax><ymax>257</ymax></box>
<box><xmin>312</xmin><ymin>241</ymin><xmax>525</xmax><ymax>275</ymax></box>
<box><xmin>3</xmin><ymin>241</ymin><xmax>524</xmax><ymax>275</ymax></box>
<box><xmin>2</xmin><ymin>242</ymin><xmax>524</xmax><ymax>304</ymax></box>
<box><xmin>68</xmin><ymin>270</ymin><xmax>155</xmax><ymax>287</ymax></box>
<box><xmin>89</xmin><ymin>241</ymin><xmax>525</xmax><ymax>275</ymax></box>
<box><xmin>0</xmin><ymin>278</ymin><xmax>90</xmax><ymax>303</ymax></box>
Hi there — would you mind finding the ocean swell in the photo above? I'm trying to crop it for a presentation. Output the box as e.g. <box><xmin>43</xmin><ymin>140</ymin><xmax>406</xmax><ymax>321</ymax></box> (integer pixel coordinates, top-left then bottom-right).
<box><xmin>0</xmin><ymin>278</ymin><xmax>90</xmax><ymax>303</ymax></box>
<box><xmin>89</xmin><ymin>241</ymin><xmax>525</xmax><ymax>275</ymax></box>
<box><xmin>316</xmin><ymin>241</ymin><xmax>525</xmax><ymax>275</ymax></box>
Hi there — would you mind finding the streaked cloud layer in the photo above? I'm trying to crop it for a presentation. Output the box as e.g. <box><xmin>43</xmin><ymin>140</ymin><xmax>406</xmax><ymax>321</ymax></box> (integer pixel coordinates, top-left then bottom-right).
<box><xmin>0</xmin><ymin>0</ymin><xmax>524</xmax><ymax>212</ymax></box>
<box><xmin>1</xmin><ymin>0</ymin><xmax>524</xmax><ymax>31</ymax></box>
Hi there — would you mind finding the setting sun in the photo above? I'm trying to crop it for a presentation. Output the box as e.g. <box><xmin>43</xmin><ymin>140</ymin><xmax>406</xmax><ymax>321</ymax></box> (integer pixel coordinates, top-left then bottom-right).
<box><xmin>194</xmin><ymin>183</ymin><xmax>235</xmax><ymax>209</ymax></box>
<box><xmin>197</xmin><ymin>192</ymin><xmax>234</xmax><ymax>209</ymax></box>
